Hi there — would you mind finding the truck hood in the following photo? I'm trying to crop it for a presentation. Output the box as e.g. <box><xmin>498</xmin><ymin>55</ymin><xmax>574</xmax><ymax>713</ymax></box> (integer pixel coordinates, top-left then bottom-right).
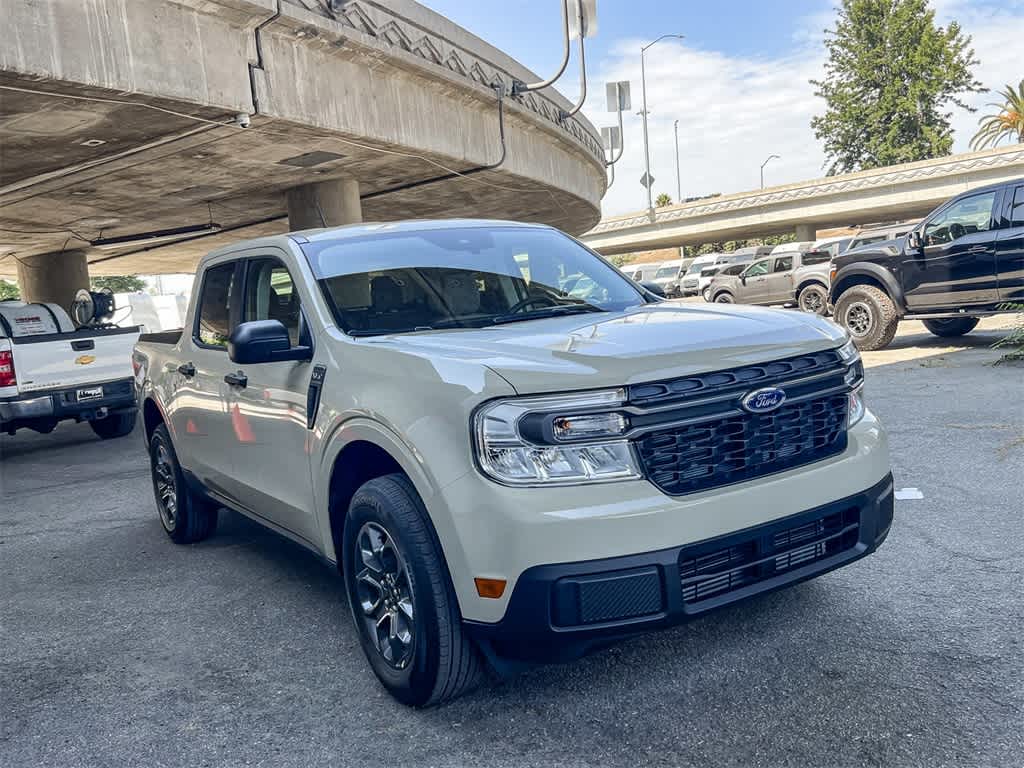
<box><xmin>363</xmin><ymin>303</ymin><xmax>846</xmax><ymax>395</ymax></box>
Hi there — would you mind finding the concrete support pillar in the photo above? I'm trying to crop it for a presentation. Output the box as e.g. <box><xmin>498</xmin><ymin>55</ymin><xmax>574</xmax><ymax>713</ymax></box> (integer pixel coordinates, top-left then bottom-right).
<box><xmin>795</xmin><ymin>224</ymin><xmax>817</xmax><ymax>242</ymax></box>
<box><xmin>16</xmin><ymin>250</ymin><xmax>89</xmax><ymax>312</ymax></box>
<box><xmin>286</xmin><ymin>178</ymin><xmax>362</xmax><ymax>231</ymax></box>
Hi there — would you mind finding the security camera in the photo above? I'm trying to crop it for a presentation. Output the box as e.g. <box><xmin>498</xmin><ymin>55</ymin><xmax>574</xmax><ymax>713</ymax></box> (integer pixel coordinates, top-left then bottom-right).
<box><xmin>235</xmin><ymin>112</ymin><xmax>251</xmax><ymax>129</ymax></box>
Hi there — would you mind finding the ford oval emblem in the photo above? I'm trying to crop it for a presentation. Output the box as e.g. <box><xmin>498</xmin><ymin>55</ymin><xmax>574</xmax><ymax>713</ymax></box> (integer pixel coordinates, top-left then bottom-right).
<box><xmin>741</xmin><ymin>387</ymin><xmax>786</xmax><ymax>413</ymax></box>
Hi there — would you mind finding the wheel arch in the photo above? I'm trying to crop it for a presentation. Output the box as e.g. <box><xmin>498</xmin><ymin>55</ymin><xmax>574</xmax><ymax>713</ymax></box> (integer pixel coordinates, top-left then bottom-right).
<box><xmin>830</xmin><ymin>263</ymin><xmax>906</xmax><ymax>312</ymax></box>
<box><xmin>142</xmin><ymin>397</ymin><xmax>164</xmax><ymax>442</ymax></box>
<box><xmin>796</xmin><ymin>278</ymin><xmax>828</xmax><ymax>295</ymax></box>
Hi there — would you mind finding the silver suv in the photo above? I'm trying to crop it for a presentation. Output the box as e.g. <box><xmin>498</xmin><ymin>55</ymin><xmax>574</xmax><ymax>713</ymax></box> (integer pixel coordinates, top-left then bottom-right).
<box><xmin>708</xmin><ymin>250</ymin><xmax>832</xmax><ymax>313</ymax></box>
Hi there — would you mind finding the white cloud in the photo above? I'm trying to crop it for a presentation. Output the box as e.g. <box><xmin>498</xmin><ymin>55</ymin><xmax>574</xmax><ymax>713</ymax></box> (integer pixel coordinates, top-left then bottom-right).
<box><xmin>583</xmin><ymin>1</ymin><xmax>1024</xmax><ymax>219</ymax></box>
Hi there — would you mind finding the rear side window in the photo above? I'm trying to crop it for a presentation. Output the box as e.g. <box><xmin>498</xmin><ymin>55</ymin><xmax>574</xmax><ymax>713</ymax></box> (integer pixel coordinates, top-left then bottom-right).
<box><xmin>803</xmin><ymin>252</ymin><xmax>831</xmax><ymax>266</ymax></box>
<box><xmin>195</xmin><ymin>262</ymin><xmax>236</xmax><ymax>348</ymax></box>
<box><xmin>773</xmin><ymin>256</ymin><xmax>793</xmax><ymax>272</ymax></box>
<box><xmin>1011</xmin><ymin>186</ymin><xmax>1024</xmax><ymax>227</ymax></box>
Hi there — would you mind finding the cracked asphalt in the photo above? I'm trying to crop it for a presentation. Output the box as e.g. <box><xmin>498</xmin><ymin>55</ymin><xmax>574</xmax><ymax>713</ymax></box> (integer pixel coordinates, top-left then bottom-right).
<box><xmin>2</xmin><ymin>318</ymin><xmax>1022</xmax><ymax>767</ymax></box>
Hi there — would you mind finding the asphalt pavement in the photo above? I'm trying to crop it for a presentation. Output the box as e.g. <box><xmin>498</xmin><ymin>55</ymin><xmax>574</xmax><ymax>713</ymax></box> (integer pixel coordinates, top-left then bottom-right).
<box><xmin>2</xmin><ymin>318</ymin><xmax>1022</xmax><ymax>768</ymax></box>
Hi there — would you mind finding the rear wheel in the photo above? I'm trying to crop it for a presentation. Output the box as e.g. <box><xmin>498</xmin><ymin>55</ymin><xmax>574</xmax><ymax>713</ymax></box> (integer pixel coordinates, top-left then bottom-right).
<box><xmin>702</xmin><ymin>287</ymin><xmax>712</xmax><ymax>302</ymax></box>
<box><xmin>922</xmin><ymin>317</ymin><xmax>979</xmax><ymax>338</ymax></box>
<box><xmin>89</xmin><ymin>410</ymin><xmax>137</xmax><ymax>440</ymax></box>
<box><xmin>342</xmin><ymin>473</ymin><xmax>485</xmax><ymax>707</ymax></box>
<box><xmin>834</xmin><ymin>285</ymin><xmax>899</xmax><ymax>351</ymax></box>
<box><xmin>149</xmin><ymin>424</ymin><xmax>218</xmax><ymax>544</ymax></box>
<box><xmin>797</xmin><ymin>284</ymin><xmax>828</xmax><ymax>315</ymax></box>
<box><xmin>714</xmin><ymin>292</ymin><xmax>734</xmax><ymax>303</ymax></box>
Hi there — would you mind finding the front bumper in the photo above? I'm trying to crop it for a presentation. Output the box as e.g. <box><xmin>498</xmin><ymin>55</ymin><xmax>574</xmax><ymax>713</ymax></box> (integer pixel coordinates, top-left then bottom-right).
<box><xmin>0</xmin><ymin>377</ymin><xmax>135</xmax><ymax>427</ymax></box>
<box><xmin>466</xmin><ymin>472</ymin><xmax>893</xmax><ymax>663</ymax></box>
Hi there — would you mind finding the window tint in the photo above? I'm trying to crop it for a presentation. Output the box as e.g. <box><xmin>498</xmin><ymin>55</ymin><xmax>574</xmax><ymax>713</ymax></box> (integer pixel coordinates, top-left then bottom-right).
<box><xmin>723</xmin><ymin>264</ymin><xmax>745</xmax><ymax>276</ymax></box>
<box><xmin>803</xmin><ymin>251</ymin><xmax>832</xmax><ymax>266</ymax></box>
<box><xmin>773</xmin><ymin>256</ymin><xmax>793</xmax><ymax>272</ymax></box>
<box><xmin>745</xmin><ymin>260</ymin><xmax>770</xmax><ymax>277</ymax></box>
<box><xmin>1011</xmin><ymin>186</ymin><xmax>1024</xmax><ymax>227</ymax></box>
<box><xmin>244</xmin><ymin>259</ymin><xmax>303</xmax><ymax>345</ymax></box>
<box><xmin>924</xmin><ymin>191</ymin><xmax>997</xmax><ymax>246</ymax></box>
<box><xmin>196</xmin><ymin>262</ymin><xmax>236</xmax><ymax>348</ymax></box>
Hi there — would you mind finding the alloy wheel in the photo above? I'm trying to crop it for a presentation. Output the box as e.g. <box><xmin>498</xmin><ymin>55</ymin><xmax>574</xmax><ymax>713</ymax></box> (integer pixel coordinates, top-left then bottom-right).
<box><xmin>845</xmin><ymin>302</ymin><xmax>873</xmax><ymax>337</ymax></box>
<box><xmin>153</xmin><ymin>443</ymin><xmax>178</xmax><ymax>531</ymax></box>
<box><xmin>354</xmin><ymin>522</ymin><xmax>416</xmax><ymax>669</ymax></box>
<box><xmin>800</xmin><ymin>289</ymin><xmax>825</xmax><ymax>313</ymax></box>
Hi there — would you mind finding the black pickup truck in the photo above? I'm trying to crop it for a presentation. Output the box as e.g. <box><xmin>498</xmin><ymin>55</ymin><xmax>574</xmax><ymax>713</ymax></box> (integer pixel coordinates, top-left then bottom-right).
<box><xmin>830</xmin><ymin>178</ymin><xmax>1024</xmax><ymax>350</ymax></box>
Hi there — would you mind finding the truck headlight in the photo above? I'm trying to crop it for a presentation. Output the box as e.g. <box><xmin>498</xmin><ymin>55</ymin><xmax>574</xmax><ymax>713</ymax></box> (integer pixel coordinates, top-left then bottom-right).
<box><xmin>473</xmin><ymin>389</ymin><xmax>642</xmax><ymax>486</ymax></box>
<box><xmin>848</xmin><ymin>386</ymin><xmax>866</xmax><ymax>427</ymax></box>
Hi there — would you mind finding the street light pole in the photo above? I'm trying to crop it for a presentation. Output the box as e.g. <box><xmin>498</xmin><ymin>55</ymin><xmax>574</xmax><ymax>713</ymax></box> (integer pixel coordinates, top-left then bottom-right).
<box><xmin>673</xmin><ymin>119</ymin><xmax>681</xmax><ymax>202</ymax></box>
<box><xmin>639</xmin><ymin>33</ymin><xmax>684</xmax><ymax>219</ymax></box>
<box><xmin>760</xmin><ymin>154</ymin><xmax>780</xmax><ymax>189</ymax></box>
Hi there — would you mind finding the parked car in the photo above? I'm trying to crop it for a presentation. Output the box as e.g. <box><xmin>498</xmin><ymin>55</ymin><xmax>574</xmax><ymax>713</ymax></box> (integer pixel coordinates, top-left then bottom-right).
<box><xmin>846</xmin><ymin>221</ymin><xmax>919</xmax><ymax>253</ymax></box>
<box><xmin>708</xmin><ymin>249</ymin><xmax>832</xmax><ymax>313</ymax></box>
<box><xmin>1</xmin><ymin>298</ymin><xmax>140</xmax><ymax>437</ymax></box>
<box><xmin>702</xmin><ymin>263</ymin><xmax>747</xmax><ymax>301</ymax></box>
<box><xmin>830</xmin><ymin>179</ymin><xmax>1024</xmax><ymax>350</ymax></box>
<box><xmin>623</xmin><ymin>261</ymin><xmax>662</xmax><ymax>282</ymax></box>
<box><xmin>651</xmin><ymin>259</ymin><xmax>685</xmax><ymax>297</ymax></box>
<box><xmin>679</xmin><ymin>253</ymin><xmax>721</xmax><ymax>296</ymax></box>
<box><xmin>698</xmin><ymin>251</ymin><xmax>760</xmax><ymax>300</ymax></box>
<box><xmin>134</xmin><ymin>219</ymin><xmax>892</xmax><ymax>706</ymax></box>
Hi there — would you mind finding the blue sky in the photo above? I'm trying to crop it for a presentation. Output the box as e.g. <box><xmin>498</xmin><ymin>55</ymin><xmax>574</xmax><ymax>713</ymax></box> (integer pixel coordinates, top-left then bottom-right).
<box><xmin>421</xmin><ymin>0</ymin><xmax>1024</xmax><ymax>216</ymax></box>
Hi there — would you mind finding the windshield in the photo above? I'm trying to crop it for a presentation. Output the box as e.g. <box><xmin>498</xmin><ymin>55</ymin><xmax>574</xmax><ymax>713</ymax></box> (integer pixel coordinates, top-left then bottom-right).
<box><xmin>304</xmin><ymin>226</ymin><xmax>645</xmax><ymax>335</ymax></box>
<box><xmin>654</xmin><ymin>265</ymin><xmax>678</xmax><ymax>279</ymax></box>
<box><xmin>685</xmin><ymin>262</ymin><xmax>706</xmax><ymax>275</ymax></box>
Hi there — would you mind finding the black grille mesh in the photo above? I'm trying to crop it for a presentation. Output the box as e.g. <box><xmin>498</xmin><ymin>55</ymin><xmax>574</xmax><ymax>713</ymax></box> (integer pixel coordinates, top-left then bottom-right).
<box><xmin>637</xmin><ymin>394</ymin><xmax>848</xmax><ymax>496</ymax></box>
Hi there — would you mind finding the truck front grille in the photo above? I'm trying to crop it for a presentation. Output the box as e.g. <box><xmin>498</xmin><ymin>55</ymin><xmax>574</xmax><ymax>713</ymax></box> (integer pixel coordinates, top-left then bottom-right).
<box><xmin>628</xmin><ymin>350</ymin><xmax>850</xmax><ymax>496</ymax></box>
<box><xmin>679</xmin><ymin>507</ymin><xmax>860</xmax><ymax>605</ymax></box>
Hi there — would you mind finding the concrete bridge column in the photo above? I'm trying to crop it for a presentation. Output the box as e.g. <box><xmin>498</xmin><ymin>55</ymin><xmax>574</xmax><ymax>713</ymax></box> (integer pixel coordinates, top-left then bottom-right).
<box><xmin>286</xmin><ymin>179</ymin><xmax>362</xmax><ymax>231</ymax></box>
<box><xmin>16</xmin><ymin>250</ymin><xmax>89</xmax><ymax>312</ymax></box>
<box><xmin>795</xmin><ymin>224</ymin><xmax>817</xmax><ymax>242</ymax></box>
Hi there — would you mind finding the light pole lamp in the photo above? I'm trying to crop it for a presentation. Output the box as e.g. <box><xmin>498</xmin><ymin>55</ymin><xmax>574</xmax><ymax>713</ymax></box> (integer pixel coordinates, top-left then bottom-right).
<box><xmin>640</xmin><ymin>33</ymin><xmax>684</xmax><ymax>219</ymax></box>
<box><xmin>760</xmin><ymin>154</ymin><xmax>780</xmax><ymax>189</ymax></box>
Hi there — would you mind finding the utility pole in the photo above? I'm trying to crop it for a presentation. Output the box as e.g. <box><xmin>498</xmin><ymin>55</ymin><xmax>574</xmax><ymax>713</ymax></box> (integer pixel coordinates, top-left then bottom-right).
<box><xmin>673</xmin><ymin>119</ymin><xmax>681</xmax><ymax>203</ymax></box>
<box><xmin>760</xmin><ymin>154</ymin><xmax>780</xmax><ymax>189</ymax></box>
<box><xmin>639</xmin><ymin>34</ymin><xmax>684</xmax><ymax>219</ymax></box>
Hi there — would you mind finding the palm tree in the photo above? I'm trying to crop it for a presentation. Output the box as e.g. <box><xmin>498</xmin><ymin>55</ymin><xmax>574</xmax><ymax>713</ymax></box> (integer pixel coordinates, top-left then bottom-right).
<box><xmin>970</xmin><ymin>80</ymin><xmax>1024</xmax><ymax>150</ymax></box>
<box><xmin>655</xmin><ymin>192</ymin><xmax>673</xmax><ymax>207</ymax></box>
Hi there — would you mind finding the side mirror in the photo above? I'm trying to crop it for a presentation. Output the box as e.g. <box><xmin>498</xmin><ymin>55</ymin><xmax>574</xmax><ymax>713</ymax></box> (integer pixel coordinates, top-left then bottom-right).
<box><xmin>740</xmin><ymin>274</ymin><xmax>747</xmax><ymax>284</ymax></box>
<box><xmin>907</xmin><ymin>231</ymin><xmax>923</xmax><ymax>250</ymax></box>
<box><xmin>639</xmin><ymin>280</ymin><xmax>666</xmax><ymax>298</ymax></box>
<box><xmin>228</xmin><ymin>320</ymin><xmax>312</xmax><ymax>364</ymax></box>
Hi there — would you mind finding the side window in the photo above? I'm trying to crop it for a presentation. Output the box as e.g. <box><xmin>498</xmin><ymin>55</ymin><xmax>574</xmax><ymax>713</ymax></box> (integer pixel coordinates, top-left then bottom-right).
<box><xmin>924</xmin><ymin>191</ymin><xmax>997</xmax><ymax>246</ymax></box>
<box><xmin>803</xmin><ymin>252</ymin><xmax>831</xmax><ymax>266</ymax></box>
<box><xmin>195</xmin><ymin>262</ymin><xmax>237</xmax><ymax>348</ymax></box>
<box><xmin>745</xmin><ymin>260</ymin><xmax>770</xmax><ymax>277</ymax></box>
<box><xmin>1011</xmin><ymin>186</ymin><xmax>1024</xmax><ymax>227</ymax></box>
<box><xmin>773</xmin><ymin>256</ymin><xmax>793</xmax><ymax>272</ymax></box>
<box><xmin>244</xmin><ymin>259</ymin><xmax>303</xmax><ymax>345</ymax></box>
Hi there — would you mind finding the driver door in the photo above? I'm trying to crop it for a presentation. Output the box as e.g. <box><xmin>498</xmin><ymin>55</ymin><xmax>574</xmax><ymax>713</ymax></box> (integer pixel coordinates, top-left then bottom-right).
<box><xmin>738</xmin><ymin>259</ymin><xmax>771</xmax><ymax>303</ymax></box>
<box><xmin>902</xmin><ymin>189</ymin><xmax>1001</xmax><ymax>308</ymax></box>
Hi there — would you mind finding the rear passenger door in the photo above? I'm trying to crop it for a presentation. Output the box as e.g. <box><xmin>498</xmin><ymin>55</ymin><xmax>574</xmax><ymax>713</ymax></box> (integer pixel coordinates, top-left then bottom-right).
<box><xmin>995</xmin><ymin>184</ymin><xmax>1024</xmax><ymax>302</ymax></box>
<box><xmin>738</xmin><ymin>259</ymin><xmax>771</xmax><ymax>303</ymax></box>
<box><xmin>225</xmin><ymin>253</ymin><xmax>319</xmax><ymax>546</ymax></box>
<box><xmin>169</xmin><ymin>259</ymin><xmax>242</xmax><ymax>496</ymax></box>
<box><xmin>764</xmin><ymin>255</ymin><xmax>795</xmax><ymax>304</ymax></box>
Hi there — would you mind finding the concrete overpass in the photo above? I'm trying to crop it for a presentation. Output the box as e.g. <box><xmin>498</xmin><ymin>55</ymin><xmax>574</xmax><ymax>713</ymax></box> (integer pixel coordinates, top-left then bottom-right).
<box><xmin>581</xmin><ymin>145</ymin><xmax>1024</xmax><ymax>256</ymax></box>
<box><xmin>0</xmin><ymin>0</ymin><xmax>607</xmax><ymax>308</ymax></box>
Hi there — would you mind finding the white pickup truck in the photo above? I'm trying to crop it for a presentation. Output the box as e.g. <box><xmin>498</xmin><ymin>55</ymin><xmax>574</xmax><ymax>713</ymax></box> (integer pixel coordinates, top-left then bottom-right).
<box><xmin>134</xmin><ymin>220</ymin><xmax>893</xmax><ymax>706</ymax></box>
<box><xmin>1</xmin><ymin>300</ymin><xmax>139</xmax><ymax>438</ymax></box>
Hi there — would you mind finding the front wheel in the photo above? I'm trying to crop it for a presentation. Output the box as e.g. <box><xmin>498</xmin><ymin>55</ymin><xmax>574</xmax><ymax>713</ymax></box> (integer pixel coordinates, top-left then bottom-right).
<box><xmin>342</xmin><ymin>474</ymin><xmax>485</xmax><ymax>707</ymax></box>
<box><xmin>714</xmin><ymin>292</ymin><xmax>734</xmax><ymax>303</ymax></box>
<box><xmin>922</xmin><ymin>317</ymin><xmax>979</xmax><ymax>338</ymax></box>
<box><xmin>89</xmin><ymin>410</ymin><xmax>137</xmax><ymax>439</ymax></box>
<box><xmin>834</xmin><ymin>285</ymin><xmax>899</xmax><ymax>351</ymax></box>
<box><xmin>702</xmin><ymin>287</ymin><xmax>712</xmax><ymax>302</ymax></box>
<box><xmin>797</xmin><ymin>284</ymin><xmax>828</xmax><ymax>315</ymax></box>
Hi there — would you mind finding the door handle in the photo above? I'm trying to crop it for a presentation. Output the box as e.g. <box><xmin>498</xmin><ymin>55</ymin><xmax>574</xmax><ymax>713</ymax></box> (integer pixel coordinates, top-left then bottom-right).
<box><xmin>177</xmin><ymin>362</ymin><xmax>196</xmax><ymax>377</ymax></box>
<box><xmin>224</xmin><ymin>371</ymin><xmax>248</xmax><ymax>388</ymax></box>
<box><xmin>966</xmin><ymin>245</ymin><xmax>988</xmax><ymax>254</ymax></box>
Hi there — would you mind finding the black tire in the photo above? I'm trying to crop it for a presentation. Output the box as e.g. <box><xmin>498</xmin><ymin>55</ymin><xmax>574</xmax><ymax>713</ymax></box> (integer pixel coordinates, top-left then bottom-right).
<box><xmin>702</xmin><ymin>287</ymin><xmax>712</xmax><ymax>302</ymax></box>
<box><xmin>834</xmin><ymin>285</ymin><xmax>899</xmax><ymax>351</ymax></box>
<box><xmin>89</xmin><ymin>410</ymin><xmax>137</xmax><ymax>439</ymax></box>
<box><xmin>342</xmin><ymin>473</ymin><xmax>485</xmax><ymax>707</ymax></box>
<box><xmin>714</xmin><ymin>292</ymin><xmax>734</xmax><ymax>303</ymax></box>
<box><xmin>149</xmin><ymin>423</ymin><xmax>218</xmax><ymax>544</ymax></box>
<box><xmin>922</xmin><ymin>317</ymin><xmax>979</xmax><ymax>338</ymax></box>
<box><xmin>797</xmin><ymin>284</ymin><xmax>828</xmax><ymax>315</ymax></box>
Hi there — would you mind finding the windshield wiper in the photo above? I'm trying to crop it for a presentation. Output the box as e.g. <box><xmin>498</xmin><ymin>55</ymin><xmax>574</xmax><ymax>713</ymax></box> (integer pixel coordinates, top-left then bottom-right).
<box><xmin>491</xmin><ymin>304</ymin><xmax>605</xmax><ymax>325</ymax></box>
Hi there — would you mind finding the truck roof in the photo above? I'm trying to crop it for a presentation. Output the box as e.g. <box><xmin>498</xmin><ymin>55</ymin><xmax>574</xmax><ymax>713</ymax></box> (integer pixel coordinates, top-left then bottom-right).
<box><xmin>203</xmin><ymin>219</ymin><xmax>550</xmax><ymax>261</ymax></box>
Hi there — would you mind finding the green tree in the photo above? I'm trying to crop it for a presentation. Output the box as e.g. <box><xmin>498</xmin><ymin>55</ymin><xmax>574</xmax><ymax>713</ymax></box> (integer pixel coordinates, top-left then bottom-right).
<box><xmin>970</xmin><ymin>80</ymin><xmax>1024</xmax><ymax>150</ymax></box>
<box><xmin>811</xmin><ymin>0</ymin><xmax>983</xmax><ymax>175</ymax></box>
<box><xmin>655</xmin><ymin>193</ymin><xmax>673</xmax><ymax>207</ymax></box>
<box><xmin>91</xmin><ymin>275</ymin><xmax>146</xmax><ymax>293</ymax></box>
<box><xmin>0</xmin><ymin>280</ymin><xmax>19</xmax><ymax>301</ymax></box>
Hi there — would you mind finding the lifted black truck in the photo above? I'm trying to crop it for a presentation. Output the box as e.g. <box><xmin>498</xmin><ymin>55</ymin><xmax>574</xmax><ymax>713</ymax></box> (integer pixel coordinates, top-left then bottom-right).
<box><xmin>830</xmin><ymin>178</ymin><xmax>1024</xmax><ymax>350</ymax></box>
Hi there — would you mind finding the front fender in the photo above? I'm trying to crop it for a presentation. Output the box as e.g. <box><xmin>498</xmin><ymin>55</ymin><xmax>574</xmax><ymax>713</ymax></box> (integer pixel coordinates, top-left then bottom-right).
<box><xmin>830</xmin><ymin>262</ymin><xmax>906</xmax><ymax>311</ymax></box>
